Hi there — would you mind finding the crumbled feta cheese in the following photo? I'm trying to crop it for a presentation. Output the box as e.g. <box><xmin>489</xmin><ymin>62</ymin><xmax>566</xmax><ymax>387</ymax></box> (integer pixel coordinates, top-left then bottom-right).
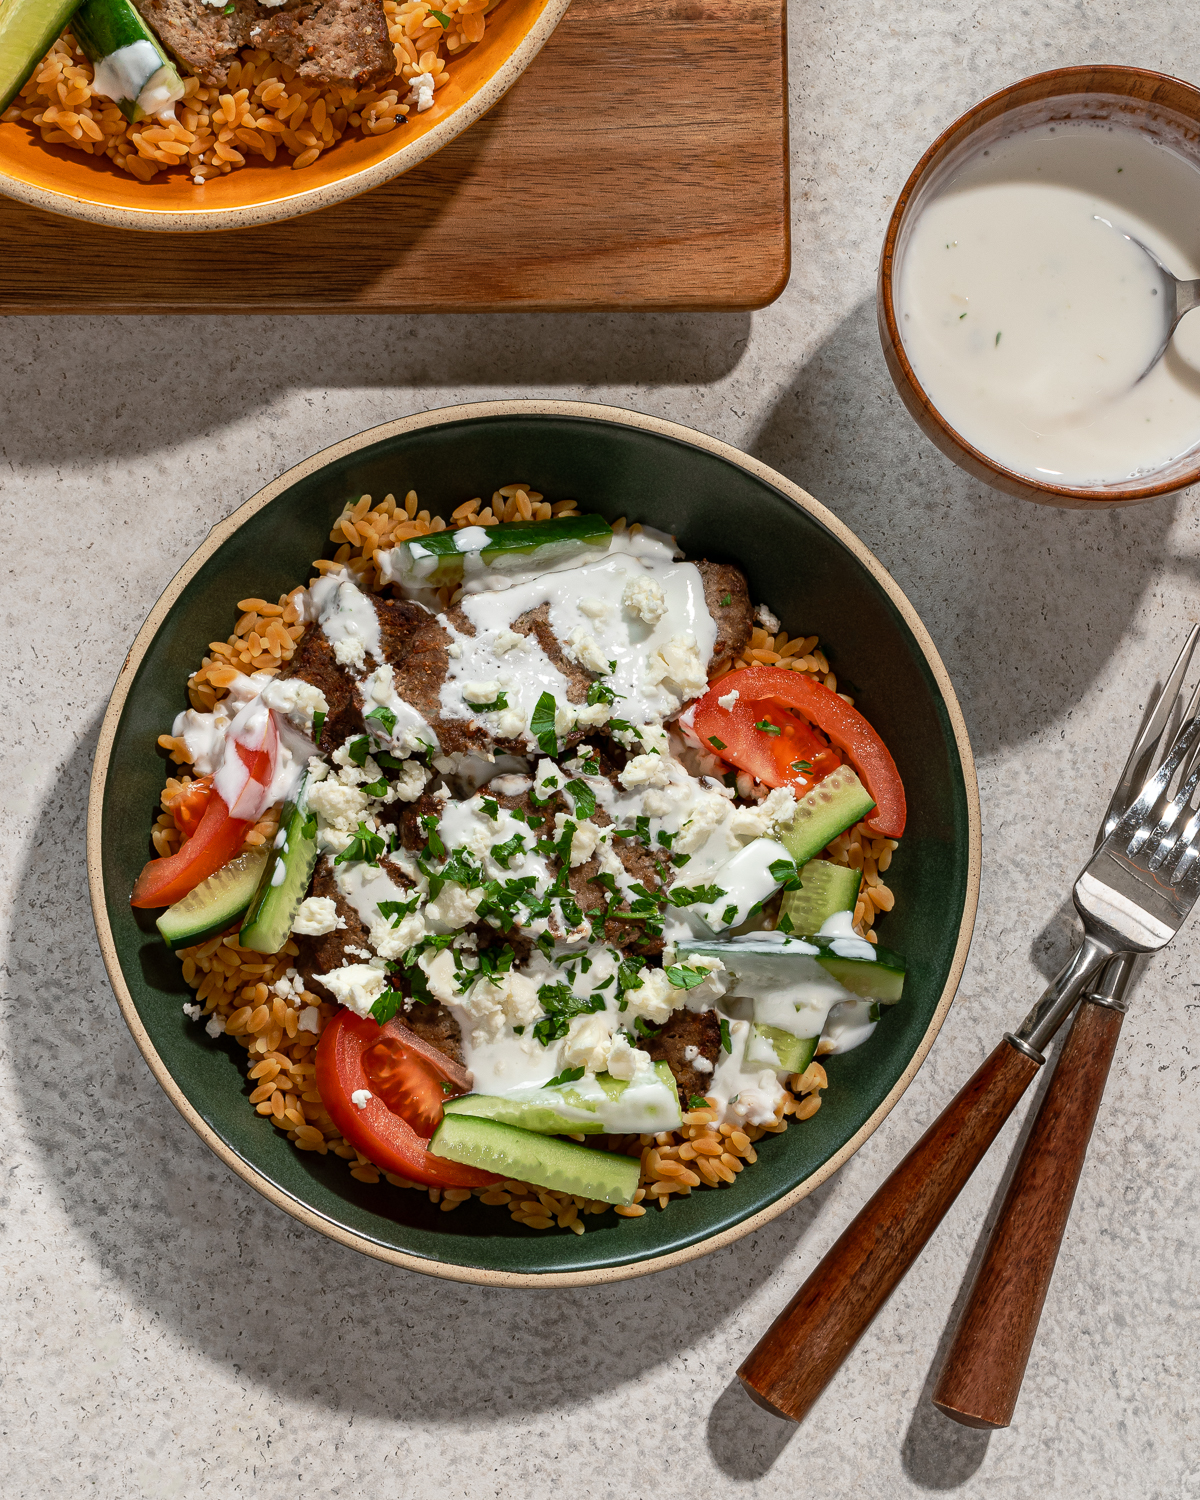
<box><xmin>205</xmin><ymin>1013</ymin><xmax>227</xmax><ymax>1038</ymax></box>
<box><xmin>306</xmin><ymin>778</ymin><xmax>369</xmax><ymax>831</ymax></box>
<box><xmin>756</xmin><ymin>603</ymin><xmax>781</xmax><ymax>634</ymax></box>
<box><xmin>646</xmin><ymin>632</ymin><xmax>708</xmax><ymax>701</ymax></box>
<box><xmin>314</xmin><ymin>964</ymin><xmax>386</xmax><ymax>1017</ymax></box>
<box><xmin>405</xmin><ymin>70</ymin><xmax>436</xmax><ymax>112</ymax></box>
<box><xmin>562</xmin><ymin>628</ymin><xmax>611</xmax><ymax>676</ymax></box>
<box><xmin>606</xmin><ymin>1033</ymin><xmax>655</xmax><ymax>1081</ymax></box>
<box><xmin>673</xmin><ymin>790</ymin><xmax>733</xmax><ymax>854</ymax></box>
<box><xmin>351</xmin><ymin>1089</ymin><xmax>372</xmax><ymax>1110</ymax></box>
<box><xmin>717</xmin><ymin>688</ymin><xmax>740</xmax><ymax>711</ymax></box>
<box><xmin>570</xmin><ymin>702</ymin><xmax>613</xmax><ymax>730</ymax></box>
<box><xmin>368</xmin><ymin>909</ymin><xmax>427</xmax><ymax>960</ymax></box>
<box><xmin>730</xmin><ymin>786</ymin><xmax>798</xmax><ymax>843</ymax></box>
<box><xmin>562</xmin><ymin>1012</ymin><xmax>614</xmax><ymax>1073</ymax></box>
<box><xmin>448</xmin><ymin>642</ymin><xmax>463</xmax><ymax>658</ymax></box>
<box><xmin>183</xmin><ymin>1002</ymin><xmax>202</xmax><ymax>1020</ymax></box>
<box><xmin>298</xmin><ymin>1006</ymin><xmax>321</xmax><ymax>1034</ymax></box>
<box><xmin>491</xmin><ymin>630</ymin><xmax>527</xmax><ymax>654</ymax></box>
<box><xmin>307</xmin><ymin>756</ymin><xmax>330</xmax><ymax>783</ymax></box>
<box><xmin>334</xmin><ymin>635</ymin><xmax>368</xmax><ymax>671</ymax></box>
<box><xmin>260</xmin><ymin>676</ymin><xmax>329</xmax><ymax>733</ymax></box>
<box><xmin>462</xmin><ymin>680</ymin><xmax>502</xmax><ymax>705</ymax></box>
<box><xmin>496</xmin><ymin>709</ymin><xmax>527</xmax><ymax>738</ymax></box>
<box><xmin>388</xmin><ymin>759</ymin><xmax>431</xmax><ymax>802</ymax></box>
<box><xmin>553</xmin><ymin>813</ymin><xmax>602</xmax><ymax>866</ymax></box>
<box><xmin>417</xmin><ymin>948</ymin><xmax>460</xmax><ymax>1004</ymax></box>
<box><xmin>621</xmin><ymin>574</ymin><xmax>667</xmax><ymax>625</ymax></box>
<box><xmin>578</xmin><ymin>596</ymin><xmax>609</xmax><ymax>621</ymax></box>
<box><xmin>292</xmin><ymin>895</ymin><xmax>343</xmax><ymax>937</ymax></box>
<box><xmin>425</xmin><ymin>881</ymin><xmax>482</xmax><ymax>931</ymax></box>
<box><xmin>619</xmin><ymin>753</ymin><xmax>674</xmax><ymax>790</ymax></box>
<box><xmin>682</xmin><ymin>1043</ymin><xmax>716</xmax><ymax>1075</ymax></box>
<box><xmin>458</xmin><ymin>968</ymin><xmax>542</xmax><ymax>1045</ymax></box>
<box><xmin>619</xmin><ymin>967</ymin><xmax>678</xmax><ymax>1024</ymax></box>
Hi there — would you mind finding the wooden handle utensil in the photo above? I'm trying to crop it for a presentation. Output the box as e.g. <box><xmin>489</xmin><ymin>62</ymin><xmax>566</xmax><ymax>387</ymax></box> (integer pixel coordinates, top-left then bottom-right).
<box><xmin>737</xmin><ymin>1040</ymin><xmax>1040</xmax><ymax>1423</ymax></box>
<box><xmin>931</xmin><ymin>983</ymin><xmax>1128</xmax><ymax>1429</ymax></box>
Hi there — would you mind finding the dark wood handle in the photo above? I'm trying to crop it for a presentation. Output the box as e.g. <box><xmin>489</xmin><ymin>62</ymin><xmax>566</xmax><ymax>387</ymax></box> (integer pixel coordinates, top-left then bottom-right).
<box><xmin>931</xmin><ymin>999</ymin><xmax>1125</xmax><ymax>1429</ymax></box>
<box><xmin>738</xmin><ymin>1040</ymin><xmax>1039</xmax><ymax>1422</ymax></box>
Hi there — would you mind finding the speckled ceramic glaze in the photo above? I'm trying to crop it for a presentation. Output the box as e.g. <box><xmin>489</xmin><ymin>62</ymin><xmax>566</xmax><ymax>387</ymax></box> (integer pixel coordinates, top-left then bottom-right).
<box><xmin>0</xmin><ymin>0</ymin><xmax>569</xmax><ymax>231</ymax></box>
<box><xmin>87</xmin><ymin>400</ymin><xmax>980</xmax><ymax>1285</ymax></box>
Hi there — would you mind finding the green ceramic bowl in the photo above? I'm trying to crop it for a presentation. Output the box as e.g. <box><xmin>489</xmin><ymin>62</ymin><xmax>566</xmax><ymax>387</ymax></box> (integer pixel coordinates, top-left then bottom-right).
<box><xmin>88</xmin><ymin>400</ymin><xmax>980</xmax><ymax>1287</ymax></box>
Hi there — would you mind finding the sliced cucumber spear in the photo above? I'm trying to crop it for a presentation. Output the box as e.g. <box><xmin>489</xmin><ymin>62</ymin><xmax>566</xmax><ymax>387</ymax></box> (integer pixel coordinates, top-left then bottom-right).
<box><xmin>156</xmin><ymin>847</ymin><xmax>269</xmax><ymax>951</ymax></box>
<box><xmin>443</xmin><ymin>1060</ymin><xmax>681</xmax><ymax>1136</ymax></box>
<box><xmin>387</xmin><ymin>514</ymin><xmax>612</xmax><ymax>589</ymax></box>
<box><xmin>71</xmin><ymin>0</ymin><xmax>183</xmax><ymax>122</ymax></box>
<box><xmin>429</xmin><ymin>1114</ymin><xmax>641</xmax><ymax>1205</ymax></box>
<box><xmin>240</xmin><ymin>786</ymin><xmax>320</xmax><ymax>955</ymax></box>
<box><xmin>678</xmin><ymin>934</ymin><xmax>906</xmax><ymax>1005</ymax></box>
<box><xmin>777</xmin><ymin>763</ymin><xmax>876</xmax><ymax>867</ymax></box>
<box><xmin>0</xmin><ymin>0</ymin><xmax>79</xmax><ymax>113</ymax></box>
<box><xmin>778</xmin><ymin>859</ymin><xmax>862</xmax><ymax>936</ymax></box>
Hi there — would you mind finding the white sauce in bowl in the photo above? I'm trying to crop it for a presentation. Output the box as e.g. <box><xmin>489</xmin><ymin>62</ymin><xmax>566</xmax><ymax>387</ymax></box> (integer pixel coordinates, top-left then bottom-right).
<box><xmin>897</xmin><ymin>120</ymin><xmax>1200</xmax><ymax>486</ymax></box>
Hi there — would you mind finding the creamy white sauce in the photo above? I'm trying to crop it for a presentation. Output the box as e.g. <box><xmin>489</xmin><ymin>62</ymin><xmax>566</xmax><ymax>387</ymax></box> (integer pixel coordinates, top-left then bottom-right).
<box><xmin>91</xmin><ymin>43</ymin><xmax>182</xmax><ymax>118</ymax></box>
<box><xmin>310</xmin><ymin>572</ymin><xmax>384</xmax><ymax>670</ymax></box>
<box><xmin>897</xmin><ymin>120</ymin><xmax>1200</xmax><ymax>485</ymax></box>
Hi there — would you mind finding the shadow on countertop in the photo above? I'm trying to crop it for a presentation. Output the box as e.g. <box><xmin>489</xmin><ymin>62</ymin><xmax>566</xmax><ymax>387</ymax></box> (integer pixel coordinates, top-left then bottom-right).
<box><xmin>751</xmin><ymin>295</ymin><xmax>1200</xmax><ymax>760</ymax></box>
<box><xmin>10</xmin><ymin>721</ymin><xmax>826</xmax><ymax>1430</ymax></box>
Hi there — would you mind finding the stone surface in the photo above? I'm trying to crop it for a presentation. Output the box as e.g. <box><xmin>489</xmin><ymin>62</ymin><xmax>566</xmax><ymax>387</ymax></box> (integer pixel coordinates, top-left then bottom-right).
<box><xmin>3</xmin><ymin>2</ymin><xmax>1200</xmax><ymax>1494</ymax></box>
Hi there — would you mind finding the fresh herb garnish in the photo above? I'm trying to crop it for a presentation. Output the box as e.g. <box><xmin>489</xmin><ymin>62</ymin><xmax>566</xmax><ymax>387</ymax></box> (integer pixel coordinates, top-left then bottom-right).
<box><xmin>334</xmin><ymin>822</ymin><xmax>385</xmax><ymax>866</ymax></box>
<box><xmin>666</xmin><ymin>964</ymin><xmax>709</xmax><ymax>990</ymax></box>
<box><xmin>790</xmin><ymin>759</ymin><xmax>813</xmax><ymax>773</ymax></box>
<box><xmin>667</xmin><ymin>883</ymin><xmax>726</xmax><ymax>908</ymax></box>
<box><xmin>301</xmin><ymin>812</ymin><xmax>318</xmax><ymax>841</ymax></box>
<box><xmin>374</xmin><ymin>750</ymin><xmax>407</xmax><ymax>769</ymax></box>
<box><xmin>586</xmin><ymin>678</ymin><xmax>620</xmax><ymax>707</ymax></box>
<box><xmin>480</xmin><ymin>797</ymin><xmax>499</xmax><ymax>821</ymax></box>
<box><xmin>768</xmin><ymin>857</ymin><xmax>803</xmax><ymax>890</ymax></box>
<box><xmin>419</xmin><ymin>814</ymin><xmax>445</xmax><ymax>860</ymax></box>
<box><xmin>563</xmin><ymin>778</ymin><xmax>596</xmax><ymax>819</ymax></box>
<box><xmin>428</xmin><ymin>5</ymin><xmax>451</xmax><ymax>23</ymax></box>
<box><xmin>632</xmin><ymin>1016</ymin><xmax>658</xmax><ymax>1039</ymax></box>
<box><xmin>719</xmin><ymin>1018</ymin><xmax>732</xmax><ymax>1054</ymax></box>
<box><xmin>544</xmin><ymin>1066</ymin><xmax>585</xmax><ymax>1088</ymax></box>
<box><xmin>721</xmin><ymin>903</ymin><xmax>738</xmax><ymax>925</ymax></box>
<box><xmin>778</xmin><ymin>912</ymin><xmax>794</xmax><ymax>933</ymax></box>
<box><xmin>377</xmin><ymin>896</ymin><xmax>419</xmax><ymax>926</ymax></box>
<box><xmin>688</xmin><ymin>1094</ymin><xmax>710</xmax><ymax>1110</ymax></box>
<box><xmin>475</xmin><ymin>944</ymin><xmax>515</xmax><ymax>985</ymax></box>
<box><xmin>365</xmin><ymin>704</ymin><xmax>397</xmax><ymax>736</ymax></box>
<box><xmin>754</xmin><ymin>719</ymin><xmax>782</xmax><ymax>736</ymax></box>
<box><xmin>490</xmin><ymin>833</ymin><xmax>526</xmax><ymax>869</ymax></box>
<box><xmin>361</xmin><ymin>777</ymin><xmax>388</xmax><ymax>798</ymax></box>
<box><xmin>369</xmin><ymin>987</ymin><xmax>404</xmax><ymax>1024</ymax></box>
<box><xmin>347</xmin><ymin>735</ymin><xmax>370</xmax><ymax>767</ymax></box>
<box><xmin>708</xmin><ymin>736</ymin><xmax>726</xmax><ymax>750</ymax></box>
<box><xmin>608</xmin><ymin>719</ymin><xmax>642</xmax><ymax>740</ymax></box>
<box><xmin>530</xmin><ymin>691</ymin><xmax>559</xmax><ymax>756</ymax></box>
<box><xmin>312</xmin><ymin>710</ymin><xmax>326</xmax><ymax>745</ymax></box>
<box><xmin>465</xmin><ymin>690</ymin><xmax>509</xmax><ymax>713</ymax></box>
<box><xmin>719</xmin><ymin>592</ymin><xmax>732</xmax><ymax>607</ymax></box>
<box><xmin>532</xmin><ymin>981</ymin><xmax>606</xmax><ymax>1045</ymax></box>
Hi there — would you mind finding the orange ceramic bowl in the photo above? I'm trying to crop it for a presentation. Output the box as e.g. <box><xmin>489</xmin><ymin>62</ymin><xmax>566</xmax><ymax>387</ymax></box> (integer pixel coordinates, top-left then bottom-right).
<box><xmin>0</xmin><ymin>0</ymin><xmax>569</xmax><ymax>231</ymax></box>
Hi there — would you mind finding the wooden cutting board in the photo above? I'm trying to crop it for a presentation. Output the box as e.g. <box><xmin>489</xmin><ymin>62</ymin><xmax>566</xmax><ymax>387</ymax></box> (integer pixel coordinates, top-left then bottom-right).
<box><xmin>0</xmin><ymin>0</ymin><xmax>788</xmax><ymax>314</ymax></box>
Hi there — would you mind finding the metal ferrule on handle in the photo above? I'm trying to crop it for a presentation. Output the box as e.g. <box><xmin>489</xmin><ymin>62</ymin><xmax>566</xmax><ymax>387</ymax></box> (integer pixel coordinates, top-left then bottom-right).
<box><xmin>1006</xmin><ymin>932</ymin><xmax>1115</xmax><ymax>1062</ymax></box>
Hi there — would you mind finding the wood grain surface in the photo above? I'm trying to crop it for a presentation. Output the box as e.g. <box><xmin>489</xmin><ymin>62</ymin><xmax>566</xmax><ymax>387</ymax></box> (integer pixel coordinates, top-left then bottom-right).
<box><xmin>738</xmin><ymin>1040</ymin><xmax>1040</xmax><ymax>1424</ymax></box>
<box><xmin>0</xmin><ymin>0</ymin><xmax>789</xmax><ymax>315</ymax></box>
<box><xmin>932</xmin><ymin>1000</ymin><xmax>1126</xmax><ymax>1429</ymax></box>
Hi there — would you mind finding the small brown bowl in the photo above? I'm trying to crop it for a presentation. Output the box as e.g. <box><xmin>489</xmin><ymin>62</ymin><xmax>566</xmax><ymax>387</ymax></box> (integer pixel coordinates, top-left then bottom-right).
<box><xmin>878</xmin><ymin>66</ymin><xmax>1200</xmax><ymax>509</ymax></box>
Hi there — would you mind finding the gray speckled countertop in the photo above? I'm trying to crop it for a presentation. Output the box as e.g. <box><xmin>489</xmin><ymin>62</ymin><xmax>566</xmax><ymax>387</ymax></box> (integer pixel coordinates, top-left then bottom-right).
<box><xmin>4</xmin><ymin>3</ymin><xmax>1200</xmax><ymax>1495</ymax></box>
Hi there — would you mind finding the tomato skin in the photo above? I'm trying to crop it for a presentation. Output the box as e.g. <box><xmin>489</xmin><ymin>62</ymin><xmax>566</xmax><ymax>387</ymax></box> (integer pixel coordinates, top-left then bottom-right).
<box><xmin>315</xmin><ymin>1011</ymin><xmax>499</xmax><ymax>1189</ymax></box>
<box><xmin>131</xmin><ymin>791</ymin><xmax>251</xmax><ymax>908</ymax></box>
<box><xmin>693</xmin><ymin>666</ymin><xmax>906</xmax><ymax>838</ymax></box>
<box><xmin>172</xmin><ymin>776</ymin><xmax>214</xmax><ymax>838</ymax></box>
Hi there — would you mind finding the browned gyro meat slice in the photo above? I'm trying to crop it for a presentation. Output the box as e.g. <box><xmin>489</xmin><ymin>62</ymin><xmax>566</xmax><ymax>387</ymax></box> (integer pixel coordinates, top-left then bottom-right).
<box><xmin>696</xmin><ymin>560</ymin><xmax>755</xmax><ymax>675</ymax></box>
<box><xmin>637</xmin><ymin>1008</ymin><xmax>722</xmax><ymax>1106</ymax></box>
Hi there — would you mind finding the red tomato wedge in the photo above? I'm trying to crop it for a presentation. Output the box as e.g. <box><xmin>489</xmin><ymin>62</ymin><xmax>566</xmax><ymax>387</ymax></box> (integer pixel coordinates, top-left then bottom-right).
<box><xmin>131</xmin><ymin>712</ymin><xmax>278</xmax><ymax>909</ymax></box>
<box><xmin>130</xmin><ymin>790</ymin><xmax>252</xmax><ymax>908</ymax></box>
<box><xmin>693</xmin><ymin>665</ymin><xmax>906</xmax><ymax>838</ymax></box>
<box><xmin>316</xmin><ymin>1011</ymin><xmax>499</xmax><ymax>1189</ymax></box>
<box><xmin>172</xmin><ymin>776</ymin><xmax>214</xmax><ymax>838</ymax></box>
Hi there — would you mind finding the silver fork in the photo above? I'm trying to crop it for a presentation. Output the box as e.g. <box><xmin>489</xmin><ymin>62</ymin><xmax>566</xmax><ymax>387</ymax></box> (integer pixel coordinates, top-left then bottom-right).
<box><xmin>738</xmin><ymin>634</ymin><xmax>1200</xmax><ymax>1425</ymax></box>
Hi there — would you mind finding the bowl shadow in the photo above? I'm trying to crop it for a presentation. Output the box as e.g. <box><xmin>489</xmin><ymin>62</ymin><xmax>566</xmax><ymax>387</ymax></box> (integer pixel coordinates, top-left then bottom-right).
<box><xmin>750</xmin><ymin>295</ymin><xmax>1200</xmax><ymax>759</ymax></box>
<box><xmin>11</xmin><ymin>718</ymin><xmax>827</xmax><ymax>1421</ymax></box>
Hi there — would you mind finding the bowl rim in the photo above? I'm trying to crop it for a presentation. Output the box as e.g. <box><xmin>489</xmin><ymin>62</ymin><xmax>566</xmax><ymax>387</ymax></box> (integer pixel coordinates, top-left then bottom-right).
<box><xmin>878</xmin><ymin>64</ymin><xmax>1200</xmax><ymax>507</ymax></box>
<box><xmin>86</xmin><ymin>398</ymin><xmax>982</xmax><ymax>1287</ymax></box>
<box><xmin>0</xmin><ymin>0</ymin><xmax>570</xmax><ymax>233</ymax></box>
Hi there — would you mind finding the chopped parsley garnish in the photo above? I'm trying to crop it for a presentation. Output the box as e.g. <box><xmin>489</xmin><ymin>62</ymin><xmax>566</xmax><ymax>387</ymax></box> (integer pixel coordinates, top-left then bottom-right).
<box><xmin>374</xmin><ymin>750</ymin><xmax>408</xmax><ymax>770</ymax></box>
<box><xmin>419</xmin><ymin>814</ymin><xmax>445</xmax><ymax>860</ymax></box>
<box><xmin>708</xmin><ymin>735</ymin><xmax>726</xmax><ymax>750</ymax></box>
<box><xmin>441</xmin><ymin>846</ymin><xmax>483</xmax><ymax>889</ymax></box>
<box><xmin>688</xmin><ymin>1094</ymin><xmax>710</xmax><ymax>1110</ymax></box>
<box><xmin>532</xmin><ymin>981</ymin><xmax>606</xmax><ymax>1045</ymax></box>
<box><xmin>480</xmin><ymin>797</ymin><xmax>499</xmax><ymax>821</ymax></box>
<box><xmin>360</xmin><ymin>777</ymin><xmax>388</xmax><ymax>798</ymax></box>
<box><xmin>719</xmin><ymin>592</ymin><xmax>732</xmax><ymax>607</ymax></box>
<box><xmin>573</xmin><ymin>750</ymin><xmax>602</xmax><ymax>776</ymax></box>
<box><xmin>365</xmin><ymin>704</ymin><xmax>398</xmax><ymax>736</ymax></box>
<box><xmin>719</xmin><ymin>1018</ymin><xmax>733</xmax><ymax>1054</ymax></box>
<box><xmin>754</xmin><ymin>719</ymin><xmax>782</xmax><ymax>736</ymax></box>
<box><xmin>312</xmin><ymin>710</ymin><xmax>326</xmax><ymax>745</ymax></box>
<box><xmin>586</xmin><ymin>678</ymin><xmax>621</xmax><ymax>707</ymax></box>
<box><xmin>475</xmin><ymin>875</ymin><xmax>543</xmax><ymax>930</ymax></box>
<box><xmin>564</xmin><ymin>779</ymin><xmax>596</xmax><ymax>819</ymax></box>
<box><xmin>530</xmin><ymin>691</ymin><xmax>559</xmax><ymax>756</ymax></box>
<box><xmin>428</xmin><ymin>6</ymin><xmax>451</xmax><ymax>23</ymax></box>
<box><xmin>768</xmin><ymin>857</ymin><xmax>803</xmax><ymax>890</ymax></box>
<box><xmin>334</xmin><ymin>822</ymin><xmax>385</xmax><ymax>866</ymax></box>
<box><xmin>656</xmin><ymin>829</ymin><xmax>675</xmax><ymax>849</ymax></box>
<box><xmin>671</xmin><ymin>852</ymin><xmax>692</xmax><ymax>868</ymax></box>
<box><xmin>475</xmin><ymin>944</ymin><xmax>516</xmax><ymax>985</ymax></box>
<box><xmin>490</xmin><ymin>833</ymin><xmax>526</xmax><ymax>869</ymax></box>
<box><xmin>667</xmin><ymin>883</ymin><xmax>726</xmax><ymax>908</ymax></box>
<box><xmin>465</xmin><ymin>690</ymin><xmax>509</xmax><ymax>713</ymax></box>
<box><xmin>791</xmin><ymin>759</ymin><xmax>813</xmax><ymax>773</ymax></box>
<box><xmin>301</xmin><ymin>812</ymin><xmax>317</xmax><ymax>841</ymax></box>
<box><xmin>544</xmin><ymin>1066</ymin><xmax>585</xmax><ymax>1088</ymax></box>
<box><xmin>608</xmin><ymin>719</ymin><xmax>642</xmax><ymax>740</ymax></box>
<box><xmin>222</xmin><ymin>2</ymin><xmax>235</xmax><ymax>12</ymax></box>
<box><xmin>632</xmin><ymin>1016</ymin><xmax>658</xmax><ymax>1039</ymax></box>
<box><xmin>347</xmin><ymin>735</ymin><xmax>370</xmax><ymax>767</ymax></box>
<box><xmin>666</xmin><ymin>964</ymin><xmax>709</xmax><ymax>990</ymax></box>
<box><xmin>377</xmin><ymin>896</ymin><xmax>419</xmax><ymax>927</ymax></box>
<box><xmin>777</xmin><ymin>911</ymin><xmax>794</xmax><ymax>933</ymax></box>
<box><xmin>721</xmin><ymin>903</ymin><xmax>739</xmax><ymax>924</ymax></box>
<box><xmin>369</xmin><ymin>988</ymin><xmax>404</xmax><ymax>1024</ymax></box>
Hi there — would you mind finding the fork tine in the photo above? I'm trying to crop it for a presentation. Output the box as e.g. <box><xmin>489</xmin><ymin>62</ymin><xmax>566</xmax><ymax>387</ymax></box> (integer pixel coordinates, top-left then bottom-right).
<box><xmin>1104</xmin><ymin>626</ymin><xmax>1200</xmax><ymax>841</ymax></box>
<box><xmin>1167</xmin><ymin>805</ymin><xmax>1200</xmax><ymax>888</ymax></box>
<box><xmin>1146</xmin><ymin>764</ymin><xmax>1200</xmax><ymax>871</ymax></box>
<box><xmin>1120</xmin><ymin>713</ymin><xmax>1200</xmax><ymax>851</ymax></box>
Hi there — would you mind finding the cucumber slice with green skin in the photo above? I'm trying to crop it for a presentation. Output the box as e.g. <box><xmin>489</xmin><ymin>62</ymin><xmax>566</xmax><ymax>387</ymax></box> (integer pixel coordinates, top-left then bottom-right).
<box><xmin>778</xmin><ymin>859</ymin><xmax>862</xmax><ymax>936</ymax></box>
<box><xmin>239</xmin><ymin>791</ymin><xmax>319</xmax><ymax>955</ymax></box>
<box><xmin>389</xmin><ymin>515</ymin><xmax>612</xmax><ymax>589</ymax></box>
<box><xmin>443</xmin><ymin>1060</ymin><xmax>681</xmax><ymax>1136</ymax></box>
<box><xmin>0</xmin><ymin>0</ymin><xmax>79</xmax><ymax>112</ymax></box>
<box><xmin>753</xmin><ymin>1026</ymin><xmax>818</xmax><ymax>1075</ymax></box>
<box><xmin>71</xmin><ymin>0</ymin><xmax>183</xmax><ymax>122</ymax></box>
<box><xmin>677</xmin><ymin>934</ymin><xmax>906</xmax><ymax>1004</ymax></box>
<box><xmin>429</xmin><ymin>1114</ymin><xmax>641</xmax><ymax>1205</ymax></box>
<box><xmin>777</xmin><ymin>765</ymin><xmax>876</xmax><ymax>867</ymax></box>
<box><xmin>156</xmin><ymin>847</ymin><xmax>269</xmax><ymax>951</ymax></box>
